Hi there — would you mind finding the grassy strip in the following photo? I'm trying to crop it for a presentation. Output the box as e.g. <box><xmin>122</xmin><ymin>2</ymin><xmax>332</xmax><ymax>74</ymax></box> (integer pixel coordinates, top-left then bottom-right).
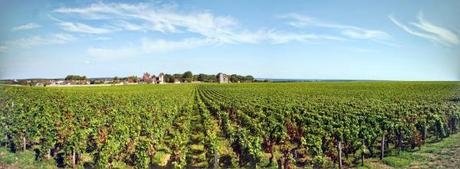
<box><xmin>0</xmin><ymin>147</ymin><xmax>56</xmax><ymax>169</ymax></box>
<box><xmin>357</xmin><ymin>132</ymin><xmax>460</xmax><ymax>169</ymax></box>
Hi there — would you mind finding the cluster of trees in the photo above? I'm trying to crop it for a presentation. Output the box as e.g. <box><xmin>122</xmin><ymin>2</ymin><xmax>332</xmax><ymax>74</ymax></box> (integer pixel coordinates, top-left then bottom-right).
<box><xmin>228</xmin><ymin>74</ymin><xmax>255</xmax><ymax>83</ymax></box>
<box><xmin>124</xmin><ymin>76</ymin><xmax>139</xmax><ymax>83</ymax></box>
<box><xmin>163</xmin><ymin>71</ymin><xmax>255</xmax><ymax>83</ymax></box>
<box><xmin>163</xmin><ymin>72</ymin><xmax>194</xmax><ymax>83</ymax></box>
<box><xmin>64</xmin><ymin>75</ymin><xmax>87</xmax><ymax>81</ymax></box>
<box><xmin>162</xmin><ymin>71</ymin><xmax>199</xmax><ymax>83</ymax></box>
<box><xmin>195</xmin><ymin>74</ymin><xmax>219</xmax><ymax>82</ymax></box>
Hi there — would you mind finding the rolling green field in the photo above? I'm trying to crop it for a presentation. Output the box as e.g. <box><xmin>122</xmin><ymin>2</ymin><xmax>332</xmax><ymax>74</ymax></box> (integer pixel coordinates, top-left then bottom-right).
<box><xmin>0</xmin><ymin>82</ymin><xmax>459</xmax><ymax>168</ymax></box>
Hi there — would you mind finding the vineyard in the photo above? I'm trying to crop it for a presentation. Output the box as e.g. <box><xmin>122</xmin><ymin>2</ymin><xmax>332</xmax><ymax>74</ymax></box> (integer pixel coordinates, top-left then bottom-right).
<box><xmin>0</xmin><ymin>82</ymin><xmax>459</xmax><ymax>168</ymax></box>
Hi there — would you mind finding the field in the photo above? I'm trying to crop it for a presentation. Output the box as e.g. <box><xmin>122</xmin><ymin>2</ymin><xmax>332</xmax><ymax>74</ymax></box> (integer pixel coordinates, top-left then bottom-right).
<box><xmin>0</xmin><ymin>82</ymin><xmax>459</xmax><ymax>168</ymax></box>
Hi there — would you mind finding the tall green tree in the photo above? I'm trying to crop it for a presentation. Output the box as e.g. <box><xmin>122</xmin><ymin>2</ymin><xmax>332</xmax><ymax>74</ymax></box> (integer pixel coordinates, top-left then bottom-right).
<box><xmin>183</xmin><ymin>71</ymin><xmax>193</xmax><ymax>82</ymax></box>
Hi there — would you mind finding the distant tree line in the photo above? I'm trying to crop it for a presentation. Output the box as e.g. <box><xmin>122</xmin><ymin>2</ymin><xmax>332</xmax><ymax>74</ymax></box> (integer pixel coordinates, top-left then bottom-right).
<box><xmin>125</xmin><ymin>76</ymin><xmax>139</xmax><ymax>83</ymax></box>
<box><xmin>68</xmin><ymin>72</ymin><xmax>254</xmax><ymax>84</ymax></box>
<box><xmin>8</xmin><ymin>71</ymin><xmax>255</xmax><ymax>86</ymax></box>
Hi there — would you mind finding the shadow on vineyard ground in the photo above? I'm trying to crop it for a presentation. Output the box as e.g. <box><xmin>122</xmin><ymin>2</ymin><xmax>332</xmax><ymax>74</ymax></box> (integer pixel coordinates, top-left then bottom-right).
<box><xmin>357</xmin><ymin>132</ymin><xmax>460</xmax><ymax>169</ymax></box>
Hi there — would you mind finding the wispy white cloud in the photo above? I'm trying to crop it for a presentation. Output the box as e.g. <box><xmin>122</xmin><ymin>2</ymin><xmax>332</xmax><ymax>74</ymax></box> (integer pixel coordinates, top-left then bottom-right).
<box><xmin>140</xmin><ymin>38</ymin><xmax>212</xmax><ymax>52</ymax></box>
<box><xmin>412</xmin><ymin>13</ymin><xmax>459</xmax><ymax>45</ymax></box>
<box><xmin>265</xmin><ymin>31</ymin><xmax>345</xmax><ymax>44</ymax></box>
<box><xmin>280</xmin><ymin>13</ymin><xmax>391</xmax><ymax>41</ymax></box>
<box><xmin>54</xmin><ymin>2</ymin><xmax>342</xmax><ymax>47</ymax></box>
<box><xmin>51</xmin><ymin>2</ymin><xmax>352</xmax><ymax>59</ymax></box>
<box><xmin>0</xmin><ymin>33</ymin><xmax>75</xmax><ymax>51</ymax></box>
<box><xmin>54</xmin><ymin>2</ymin><xmax>147</xmax><ymax>20</ymax></box>
<box><xmin>388</xmin><ymin>15</ymin><xmax>438</xmax><ymax>42</ymax></box>
<box><xmin>53</xmin><ymin>3</ymin><xmax>238</xmax><ymax>38</ymax></box>
<box><xmin>87</xmin><ymin>31</ymin><xmax>345</xmax><ymax>60</ymax></box>
<box><xmin>88</xmin><ymin>38</ymin><xmax>212</xmax><ymax>60</ymax></box>
<box><xmin>58</xmin><ymin>22</ymin><xmax>114</xmax><ymax>34</ymax></box>
<box><xmin>341</xmin><ymin>29</ymin><xmax>389</xmax><ymax>40</ymax></box>
<box><xmin>12</xmin><ymin>23</ymin><xmax>41</xmax><ymax>31</ymax></box>
<box><xmin>389</xmin><ymin>13</ymin><xmax>458</xmax><ymax>46</ymax></box>
<box><xmin>114</xmin><ymin>20</ymin><xmax>146</xmax><ymax>32</ymax></box>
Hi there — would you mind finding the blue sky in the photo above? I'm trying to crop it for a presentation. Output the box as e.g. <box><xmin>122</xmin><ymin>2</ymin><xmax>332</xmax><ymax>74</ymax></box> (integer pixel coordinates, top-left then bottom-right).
<box><xmin>0</xmin><ymin>0</ymin><xmax>459</xmax><ymax>80</ymax></box>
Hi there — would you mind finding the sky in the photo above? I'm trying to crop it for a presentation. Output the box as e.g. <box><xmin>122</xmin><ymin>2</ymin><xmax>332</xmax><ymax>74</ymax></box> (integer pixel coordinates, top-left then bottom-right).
<box><xmin>0</xmin><ymin>0</ymin><xmax>459</xmax><ymax>80</ymax></box>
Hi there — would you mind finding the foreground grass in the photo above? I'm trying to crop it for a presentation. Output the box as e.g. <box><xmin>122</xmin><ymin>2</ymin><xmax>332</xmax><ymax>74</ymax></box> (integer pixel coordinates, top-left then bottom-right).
<box><xmin>357</xmin><ymin>132</ymin><xmax>460</xmax><ymax>169</ymax></box>
<box><xmin>0</xmin><ymin>147</ymin><xmax>56</xmax><ymax>169</ymax></box>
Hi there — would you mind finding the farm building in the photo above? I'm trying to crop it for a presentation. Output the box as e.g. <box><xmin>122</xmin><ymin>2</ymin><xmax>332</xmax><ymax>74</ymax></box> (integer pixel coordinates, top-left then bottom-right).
<box><xmin>157</xmin><ymin>73</ymin><xmax>165</xmax><ymax>84</ymax></box>
<box><xmin>142</xmin><ymin>72</ymin><xmax>152</xmax><ymax>83</ymax></box>
<box><xmin>217</xmin><ymin>73</ymin><xmax>229</xmax><ymax>83</ymax></box>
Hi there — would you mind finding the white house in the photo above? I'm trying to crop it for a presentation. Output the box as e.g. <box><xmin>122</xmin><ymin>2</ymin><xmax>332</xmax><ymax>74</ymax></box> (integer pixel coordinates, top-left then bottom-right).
<box><xmin>157</xmin><ymin>73</ymin><xmax>165</xmax><ymax>84</ymax></box>
<box><xmin>217</xmin><ymin>73</ymin><xmax>229</xmax><ymax>83</ymax></box>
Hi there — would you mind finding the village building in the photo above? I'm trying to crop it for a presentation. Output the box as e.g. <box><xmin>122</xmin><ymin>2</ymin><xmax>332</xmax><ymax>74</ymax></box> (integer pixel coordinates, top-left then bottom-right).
<box><xmin>157</xmin><ymin>73</ymin><xmax>165</xmax><ymax>84</ymax></box>
<box><xmin>217</xmin><ymin>73</ymin><xmax>229</xmax><ymax>83</ymax></box>
<box><xmin>49</xmin><ymin>80</ymin><xmax>65</xmax><ymax>86</ymax></box>
<box><xmin>35</xmin><ymin>82</ymin><xmax>44</xmax><ymax>87</ymax></box>
<box><xmin>142</xmin><ymin>72</ymin><xmax>152</xmax><ymax>83</ymax></box>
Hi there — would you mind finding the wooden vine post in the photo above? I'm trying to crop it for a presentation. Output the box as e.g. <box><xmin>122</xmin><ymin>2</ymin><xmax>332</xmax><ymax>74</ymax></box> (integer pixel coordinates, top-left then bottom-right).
<box><xmin>72</xmin><ymin>148</ymin><xmax>76</xmax><ymax>168</ymax></box>
<box><xmin>22</xmin><ymin>136</ymin><xmax>26</xmax><ymax>151</ymax></box>
<box><xmin>4</xmin><ymin>134</ymin><xmax>7</xmax><ymax>148</ymax></box>
<box><xmin>212</xmin><ymin>150</ymin><xmax>218</xmax><ymax>169</ymax></box>
<box><xmin>422</xmin><ymin>124</ymin><xmax>427</xmax><ymax>141</ymax></box>
<box><xmin>397</xmin><ymin>128</ymin><xmax>402</xmax><ymax>154</ymax></box>
<box><xmin>380</xmin><ymin>130</ymin><xmax>385</xmax><ymax>160</ymax></box>
<box><xmin>337</xmin><ymin>138</ymin><xmax>343</xmax><ymax>169</ymax></box>
<box><xmin>46</xmin><ymin>148</ymin><xmax>52</xmax><ymax>160</ymax></box>
<box><xmin>361</xmin><ymin>139</ymin><xmax>365</xmax><ymax>166</ymax></box>
<box><xmin>4</xmin><ymin>125</ymin><xmax>8</xmax><ymax>149</ymax></box>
